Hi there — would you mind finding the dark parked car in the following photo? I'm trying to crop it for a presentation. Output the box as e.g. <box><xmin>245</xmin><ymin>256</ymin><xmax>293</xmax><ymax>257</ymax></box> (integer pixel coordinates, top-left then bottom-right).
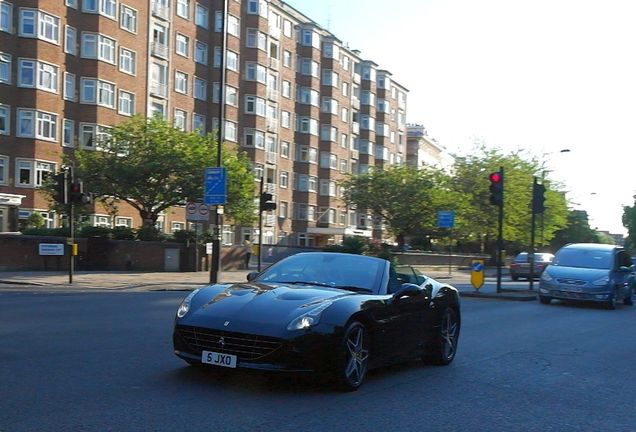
<box><xmin>538</xmin><ymin>243</ymin><xmax>635</xmax><ymax>309</ymax></box>
<box><xmin>173</xmin><ymin>252</ymin><xmax>461</xmax><ymax>390</ymax></box>
<box><xmin>509</xmin><ymin>252</ymin><xmax>554</xmax><ymax>280</ymax></box>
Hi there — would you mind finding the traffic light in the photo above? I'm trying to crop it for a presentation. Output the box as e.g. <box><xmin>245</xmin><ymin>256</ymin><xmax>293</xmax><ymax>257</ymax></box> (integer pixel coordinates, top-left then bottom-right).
<box><xmin>259</xmin><ymin>192</ymin><xmax>277</xmax><ymax>212</ymax></box>
<box><xmin>52</xmin><ymin>171</ymin><xmax>69</xmax><ymax>205</ymax></box>
<box><xmin>532</xmin><ymin>182</ymin><xmax>546</xmax><ymax>214</ymax></box>
<box><xmin>488</xmin><ymin>171</ymin><xmax>504</xmax><ymax>206</ymax></box>
<box><xmin>69</xmin><ymin>180</ymin><xmax>92</xmax><ymax>204</ymax></box>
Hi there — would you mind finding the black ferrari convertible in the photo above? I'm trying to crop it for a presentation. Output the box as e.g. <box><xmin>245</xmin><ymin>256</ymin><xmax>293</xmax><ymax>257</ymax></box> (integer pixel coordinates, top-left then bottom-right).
<box><xmin>173</xmin><ymin>252</ymin><xmax>460</xmax><ymax>390</ymax></box>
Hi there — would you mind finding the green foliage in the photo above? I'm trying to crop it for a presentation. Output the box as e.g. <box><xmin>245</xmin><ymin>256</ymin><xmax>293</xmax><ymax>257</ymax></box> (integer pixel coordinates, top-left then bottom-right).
<box><xmin>324</xmin><ymin>236</ymin><xmax>368</xmax><ymax>254</ymax></box>
<box><xmin>21</xmin><ymin>227</ymin><xmax>71</xmax><ymax>237</ymax></box>
<box><xmin>111</xmin><ymin>226</ymin><xmax>136</xmax><ymax>240</ymax></box>
<box><xmin>65</xmin><ymin>115</ymin><xmax>255</xmax><ymax>228</ymax></box>
<box><xmin>25</xmin><ymin>213</ymin><xmax>46</xmax><ymax>229</ymax></box>
<box><xmin>136</xmin><ymin>226</ymin><xmax>167</xmax><ymax>241</ymax></box>
<box><xmin>551</xmin><ymin>210</ymin><xmax>602</xmax><ymax>250</ymax></box>
<box><xmin>77</xmin><ymin>226</ymin><xmax>112</xmax><ymax>238</ymax></box>
<box><xmin>172</xmin><ymin>229</ymin><xmax>214</xmax><ymax>244</ymax></box>
<box><xmin>622</xmin><ymin>199</ymin><xmax>636</xmax><ymax>252</ymax></box>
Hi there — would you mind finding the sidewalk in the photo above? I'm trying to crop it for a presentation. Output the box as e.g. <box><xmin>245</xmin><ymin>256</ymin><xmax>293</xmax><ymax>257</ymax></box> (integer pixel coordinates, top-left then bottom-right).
<box><xmin>0</xmin><ymin>267</ymin><xmax>538</xmax><ymax>300</ymax></box>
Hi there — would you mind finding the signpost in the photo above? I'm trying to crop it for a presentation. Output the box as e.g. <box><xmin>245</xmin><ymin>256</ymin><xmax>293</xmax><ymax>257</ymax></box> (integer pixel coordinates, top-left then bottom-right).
<box><xmin>471</xmin><ymin>259</ymin><xmax>485</xmax><ymax>290</ymax></box>
<box><xmin>437</xmin><ymin>211</ymin><xmax>455</xmax><ymax>275</ymax></box>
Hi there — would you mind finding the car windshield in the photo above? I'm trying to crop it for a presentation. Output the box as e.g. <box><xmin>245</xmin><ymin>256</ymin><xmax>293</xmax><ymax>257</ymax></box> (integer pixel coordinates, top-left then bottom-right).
<box><xmin>254</xmin><ymin>253</ymin><xmax>384</xmax><ymax>293</ymax></box>
<box><xmin>514</xmin><ymin>253</ymin><xmax>528</xmax><ymax>263</ymax></box>
<box><xmin>552</xmin><ymin>249</ymin><xmax>612</xmax><ymax>269</ymax></box>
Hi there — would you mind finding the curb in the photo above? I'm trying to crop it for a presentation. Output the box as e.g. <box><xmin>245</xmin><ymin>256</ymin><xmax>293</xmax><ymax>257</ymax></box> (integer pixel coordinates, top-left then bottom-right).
<box><xmin>460</xmin><ymin>291</ymin><xmax>537</xmax><ymax>301</ymax></box>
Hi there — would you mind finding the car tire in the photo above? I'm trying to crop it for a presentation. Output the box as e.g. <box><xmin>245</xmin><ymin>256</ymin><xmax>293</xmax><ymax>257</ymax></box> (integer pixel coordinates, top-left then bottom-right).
<box><xmin>624</xmin><ymin>288</ymin><xmax>634</xmax><ymax>306</ymax></box>
<box><xmin>605</xmin><ymin>291</ymin><xmax>617</xmax><ymax>310</ymax></box>
<box><xmin>425</xmin><ymin>307</ymin><xmax>459</xmax><ymax>366</ymax></box>
<box><xmin>511</xmin><ymin>274</ymin><xmax>519</xmax><ymax>281</ymax></box>
<box><xmin>539</xmin><ymin>296</ymin><xmax>551</xmax><ymax>305</ymax></box>
<box><xmin>335</xmin><ymin>321</ymin><xmax>369</xmax><ymax>391</ymax></box>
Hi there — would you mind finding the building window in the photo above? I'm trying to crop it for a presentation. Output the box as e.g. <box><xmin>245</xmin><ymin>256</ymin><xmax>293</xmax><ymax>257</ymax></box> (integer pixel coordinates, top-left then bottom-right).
<box><xmin>118</xmin><ymin>90</ymin><xmax>134</xmax><ymax>116</ymax></box>
<box><xmin>171</xmin><ymin>221</ymin><xmax>185</xmax><ymax>233</ymax></box>
<box><xmin>243</xmin><ymin>129</ymin><xmax>264</xmax><ymax>148</ymax></box>
<box><xmin>80</xmin><ymin>78</ymin><xmax>96</xmax><ymax>103</ymax></box>
<box><xmin>20</xmin><ymin>9</ymin><xmax>60</xmax><ymax>44</ymax></box>
<box><xmin>193</xmin><ymin>114</ymin><xmax>205</xmax><ymax>135</ymax></box>
<box><xmin>194</xmin><ymin>77</ymin><xmax>206</xmax><ymax>100</ymax></box>
<box><xmin>80</xmin><ymin>123</ymin><xmax>111</xmax><ymax>149</ymax></box>
<box><xmin>0</xmin><ymin>156</ymin><xmax>7</xmax><ymax>185</ymax></box>
<box><xmin>63</xmin><ymin>119</ymin><xmax>74</xmax><ymax>147</ymax></box>
<box><xmin>120</xmin><ymin>5</ymin><xmax>137</xmax><ymax>33</ymax></box>
<box><xmin>224</xmin><ymin>120</ymin><xmax>237</xmax><ymax>142</ymax></box>
<box><xmin>176</xmin><ymin>0</ymin><xmax>189</xmax><ymax>19</ymax></box>
<box><xmin>35</xmin><ymin>161</ymin><xmax>54</xmax><ymax>186</ymax></box>
<box><xmin>116</xmin><ymin>217</ymin><xmax>132</xmax><ymax>228</ymax></box>
<box><xmin>245</xmin><ymin>62</ymin><xmax>267</xmax><ymax>83</ymax></box>
<box><xmin>81</xmin><ymin>33</ymin><xmax>116</xmax><ymax>63</ymax></box>
<box><xmin>65</xmin><ymin>26</ymin><xmax>77</xmax><ymax>55</ymax></box>
<box><xmin>195</xmin><ymin>3</ymin><xmax>208</xmax><ymax>28</ymax></box>
<box><xmin>175</xmin><ymin>33</ymin><xmax>189</xmax><ymax>57</ymax></box>
<box><xmin>280</xmin><ymin>171</ymin><xmax>288</xmax><ymax>188</ymax></box>
<box><xmin>17</xmin><ymin>109</ymin><xmax>34</xmax><ymax>137</ymax></box>
<box><xmin>0</xmin><ymin>2</ymin><xmax>12</xmax><ymax>33</ymax></box>
<box><xmin>244</xmin><ymin>95</ymin><xmax>265</xmax><ymax>117</ymax></box>
<box><xmin>18</xmin><ymin>59</ymin><xmax>58</xmax><ymax>93</ymax></box>
<box><xmin>226</xmin><ymin>50</ymin><xmax>238</xmax><ymax>71</ymax></box>
<box><xmin>36</xmin><ymin>111</ymin><xmax>58</xmax><ymax>141</ymax></box>
<box><xmin>174</xmin><ymin>109</ymin><xmax>187</xmax><ymax>131</ymax></box>
<box><xmin>174</xmin><ymin>71</ymin><xmax>188</xmax><ymax>94</ymax></box>
<box><xmin>119</xmin><ymin>48</ymin><xmax>136</xmax><ymax>75</ymax></box>
<box><xmin>194</xmin><ymin>41</ymin><xmax>207</xmax><ymax>64</ymax></box>
<box><xmin>63</xmin><ymin>72</ymin><xmax>75</xmax><ymax>101</ymax></box>
<box><xmin>0</xmin><ymin>104</ymin><xmax>9</xmax><ymax>135</ymax></box>
<box><xmin>16</xmin><ymin>160</ymin><xmax>33</xmax><ymax>186</ymax></box>
<box><xmin>0</xmin><ymin>53</ymin><xmax>11</xmax><ymax>84</ymax></box>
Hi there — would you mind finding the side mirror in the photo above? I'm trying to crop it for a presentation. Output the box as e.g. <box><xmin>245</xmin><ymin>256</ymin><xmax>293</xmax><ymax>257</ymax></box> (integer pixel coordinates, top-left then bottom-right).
<box><xmin>392</xmin><ymin>283</ymin><xmax>423</xmax><ymax>300</ymax></box>
<box><xmin>618</xmin><ymin>266</ymin><xmax>632</xmax><ymax>273</ymax></box>
<box><xmin>246</xmin><ymin>271</ymin><xmax>259</xmax><ymax>281</ymax></box>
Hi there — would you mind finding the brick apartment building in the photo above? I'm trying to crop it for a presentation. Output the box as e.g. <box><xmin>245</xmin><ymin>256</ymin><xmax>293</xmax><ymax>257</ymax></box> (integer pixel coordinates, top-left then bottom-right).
<box><xmin>0</xmin><ymin>0</ymin><xmax>410</xmax><ymax>248</ymax></box>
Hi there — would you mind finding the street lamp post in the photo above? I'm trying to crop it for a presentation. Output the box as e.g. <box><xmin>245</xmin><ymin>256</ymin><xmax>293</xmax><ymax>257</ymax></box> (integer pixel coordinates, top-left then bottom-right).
<box><xmin>209</xmin><ymin>0</ymin><xmax>228</xmax><ymax>284</ymax></box>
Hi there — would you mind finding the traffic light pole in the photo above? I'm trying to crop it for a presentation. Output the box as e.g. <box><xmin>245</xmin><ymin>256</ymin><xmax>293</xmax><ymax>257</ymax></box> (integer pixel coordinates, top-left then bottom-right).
<box><xmin>529</xmin><ymin>177</ymin><xmax>538</xmax><ymax>291</ymax></box>
<box><xmin>208</xmin><ymin>0</ymin><xmax>228</xmax><ymax>285</ymax></box>
<box><xmin>69</xmin><ymin>202</ymin><xmax>74</xmax><ymax>284</ymax></box>
<box><xmin>495</xmin><ymin>166</ymin><xmax>504</xmax><ymax>294</ymax></box>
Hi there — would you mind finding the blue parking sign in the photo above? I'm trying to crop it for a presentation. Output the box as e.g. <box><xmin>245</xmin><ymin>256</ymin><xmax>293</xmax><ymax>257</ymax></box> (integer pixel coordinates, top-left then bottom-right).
<box><xmin>437</xmin><ymin>210</ymin><xmax>455</xmax><ymax>228</ymax></box>
<box><xmin>204</xmin><ymin>167</ymin><xmax>227</xmax><ymax>205</ymax></box>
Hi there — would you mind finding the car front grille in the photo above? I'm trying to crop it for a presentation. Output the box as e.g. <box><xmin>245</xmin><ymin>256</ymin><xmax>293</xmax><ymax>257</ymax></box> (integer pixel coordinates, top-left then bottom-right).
<box><xmin>175</xmin><ymin>325</ymin><xmax>283</xmax><ymax>361</ymax></box>
<box><xmin>554</xmin><ymin>290</ymin><xmax>589</xmax><ymax>299</ymax></box>
<box><xmin>556</xmin><ymin>278</ymin><xmax>586</xmax><ymax>285</ymax></box>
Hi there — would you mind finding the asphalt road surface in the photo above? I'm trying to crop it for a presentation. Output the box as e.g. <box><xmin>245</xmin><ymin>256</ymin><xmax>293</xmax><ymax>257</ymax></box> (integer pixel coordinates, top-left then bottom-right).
<box><xmin>1</xmin><ymin>290</ymin><xmax>635</xmax><ymax>432</ymax></box>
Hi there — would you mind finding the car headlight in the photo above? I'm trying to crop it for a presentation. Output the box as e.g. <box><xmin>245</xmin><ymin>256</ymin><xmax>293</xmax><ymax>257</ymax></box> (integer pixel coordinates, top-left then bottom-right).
<box><xmin>287</xmin><ymin>301</ymin><xmax>333</xmax><ymax>330</ymax></box>
<box><xmin>176</xmin><ymin>288</ymin><xmax>200</xmax><ymax>318</ymax></box>
<box><xmin>540</xmin><ymin>272</ymin><xmax>553</xmax><ymax>282</ymax></box>
<box><xmin>592</xmin><ymin>276</ymin><xmax>610</xmax><ymax>286</ymax></box>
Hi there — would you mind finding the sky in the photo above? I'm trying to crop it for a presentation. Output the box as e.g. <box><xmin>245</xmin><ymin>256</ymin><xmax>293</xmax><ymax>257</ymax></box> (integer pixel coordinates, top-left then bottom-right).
<box><xmin>284</xmin><ymin>0</ymin><xmax>636</xmax><ymax>234</ymax></box>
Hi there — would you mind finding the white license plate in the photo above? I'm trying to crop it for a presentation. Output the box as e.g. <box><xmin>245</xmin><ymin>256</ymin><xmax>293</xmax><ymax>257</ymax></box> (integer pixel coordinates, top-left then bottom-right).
<box><xmin>201</xmin><ymin>351</ymin><xmax>237</xmax><ymax>368</ymax></box>
<box><xmin>561</xmin><ymin>286</ymin><xmax>582</xmax><ymax>293</ymax></box>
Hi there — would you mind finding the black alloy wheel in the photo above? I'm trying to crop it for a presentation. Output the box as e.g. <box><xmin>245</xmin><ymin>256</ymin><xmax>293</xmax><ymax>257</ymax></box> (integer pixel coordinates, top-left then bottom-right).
<box><xmin>426</xmin><ymin>307</ymin><xmax>459</xmax><ymax>365</ymax></box>
<box><xmin>337</xmin><ymin>321</ymin><xmax>369</xmax><ymax>391</ymax></box>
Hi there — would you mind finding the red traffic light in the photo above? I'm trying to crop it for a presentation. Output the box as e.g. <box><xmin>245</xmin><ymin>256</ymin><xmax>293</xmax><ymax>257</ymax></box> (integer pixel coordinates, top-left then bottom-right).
<box><xmin>489</xmin><ymin>172</ymin><xmax>502</xmax><ymax>183</ymax></box>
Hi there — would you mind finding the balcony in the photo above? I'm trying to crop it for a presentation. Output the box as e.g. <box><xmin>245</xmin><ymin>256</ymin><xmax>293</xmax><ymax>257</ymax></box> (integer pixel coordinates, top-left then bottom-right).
<box><xmin>264</xmin><ymin>214</ymin><xmax>276</xmax><ymax>226</ymax></box>
<box><xmin>149</xmin><ymin>82</ymin><xmax>167</xmax><ymax>98</ymax></box>
<box><xmin>151</xmin><ymin>42</ymin><xmax>169</xmax><ymax>59</ymax></box>
<box><xmin>269</xmin><ymin>57</ymin><xmax>279</xmax><ymax>70</ymax></box>
<box><xmin>351</xmin><ymin>122</ymin><xmax>360</xmax><ymax>134</ymax></box>
<box><xmin>266</xmin><ymin>122</ymin><xmax>277</xmax><ymax>133</ymax></box>
<box><xmin>266</xmin><ymin>151</ymin><xmax>277</xmax><ymax>164</ymax></box>
<box><xmin>151</xmin><ymin>3</ymin><xmax>169</xmax><ymax>20</ymax></box>
<box><xmin>267</xmin><ymin>89</ymin><xmax>279</xmax><ymax>101</ymax></box>
<box><xmin>351</xmin><ymin>97</ymin><xmax>360</xmax><ymax>110</ymax></box>
<box><xmin>350</xmin><ymin>149</ymin><xmax>359</xmax><ymax>159</ymax></box>
<box><xmin>353</xmin><ymin>73</ymin><xmax>361</xmax><ymax>84</ymax></box>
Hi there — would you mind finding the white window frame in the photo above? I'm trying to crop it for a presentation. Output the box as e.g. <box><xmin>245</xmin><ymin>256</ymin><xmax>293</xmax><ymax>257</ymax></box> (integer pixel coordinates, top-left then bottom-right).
<box><xmin>118</xmin><ymin>90</ymin><xmax>134</xmax><ymax>116</ymax></box>
<box><xmin>0</xmin><ymin>52</ymin><xmax>11</xmax><ymax>84</ymax></box>
<box><xmin>174</xmin><ymin>108</ymin><xmax>187</xmax><ymax>131</ymax></box>
<box><xmin>119</xmin><ymin>47</ymin><xmax>136</xmax><ymax>75</ymax></box>
<box><xmin>16</xmin><ymin>159</ymin><xmax>34</xmax><ymax>187</ymax></box>
<box><xmin>64</xmin><ymin>26</ymin><xmax>77</xmax><ymax>55</ymax></box>
<box><xmin>0</xmin><ymin>2</ymin><xmax>12</xmax><ymax>34</ymax></box>
<box><xmin>63</xmin><ymin>119</ymin><xmax>74</xmax><ymax>147</ymax></box>
<box><xmin>194</xmin><ymin>77</ymin><xmax>206</xmax><ymax>100</ymax></box>
<box><xmin>176</xmin><ymin>0</ymin><xmax>189</xmax><ymax>19</ymax></box>
<box><xmin>195</xmin><ymin>3</ymin><xmax>208</xmax><ymax>28</ymax></box>
<box><xmin>0</xmin><ymin>104</ymin><xmax>9</xmax><ymax>135</ymax></box>
<box><xmin>175</xmin><ymin>33</ymin><xmax>189</xmax><ymax>57</ymax></box>
<box><xmin>120</xmin><ymin>5</ymin><xmax>137</xmax><ymax>33</ymax></box>
<box><xmin>19</xmin><ymin>9</ymin><xmax>60</xmax><ymax>45</ymax></box>
<box><xmin>174</xmin><ymin>71</ymin><xmax>188</xmax><ymax>94</ymax></box>
<box><xmin>63</xmin><ymin>72</ymin><xmax>76</xmax><ymax>101</ymax></box>
<box><xmin>0</xmin><ymin>155</ymin><xmax>8</xmax><ymax>185</ymax></box>
<box><xmin>194</xmin><ymin>40</ymin><xmax>208</xmax><ymax>64</ymax></box>
<box><xmin>193</xmin><ymin>113</ymin><xmax>205</xmax><ymax>135</ymax></box>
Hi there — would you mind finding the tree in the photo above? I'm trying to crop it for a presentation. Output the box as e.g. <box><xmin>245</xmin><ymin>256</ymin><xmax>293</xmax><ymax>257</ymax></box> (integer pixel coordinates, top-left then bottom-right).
<box><xmin>550</xmin><ymin>210</ymin><xmax>602</xmax><ymax>250</ymax></box>
<box><xmin>341</xmin><ymin>165</ymin><xmax>455</xmax><ymax>246</ymax></box>
<box><xmin>622</xmin><ymin>198</ymin><xmax>636</xmax><ymax>252</ymax></box>
<box><xmin>451</xmin><ymin>146</ymin><xmax>569</xmax><ymax>252</ymax></box>
<box><xmin>63</xmin><ymin>115</ymin><xmax>256</xmax><ymax>228</ymax></box>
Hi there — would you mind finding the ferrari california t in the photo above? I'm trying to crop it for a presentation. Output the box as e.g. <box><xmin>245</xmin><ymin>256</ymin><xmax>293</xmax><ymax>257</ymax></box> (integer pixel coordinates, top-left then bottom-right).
<box><xmin>173</xmin><ymin>252</ymin><xmax>461</xmax><ymax>390</ymax></box>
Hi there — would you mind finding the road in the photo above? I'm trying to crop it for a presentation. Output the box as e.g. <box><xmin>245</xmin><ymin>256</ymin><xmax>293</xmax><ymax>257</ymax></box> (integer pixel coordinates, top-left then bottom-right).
<box><xmin>1</xmin><ymin>290</ymin><xmax>635</xmax><ymax>432</ymax></box>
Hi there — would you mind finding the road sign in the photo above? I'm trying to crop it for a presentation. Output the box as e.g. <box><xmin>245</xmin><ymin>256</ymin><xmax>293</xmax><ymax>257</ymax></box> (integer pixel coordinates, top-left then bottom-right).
<box><xmin>437</xmin><ymin>210</ymin><xmax>455</xmax><ymax>228</ymax></box>
<box><xmin>186</xmin><ymin>202</ymin><xmax>210</xmax><ymax>221</ymax></box>
<box><xmin>204</xmin><ymin>167</ymin><xmax>227</xmax><ymax>205</ymax></box>
<box><xmin>471</xmin><ymin>259</ymin><xmax>485</xmax><ymax>290</ymax></box>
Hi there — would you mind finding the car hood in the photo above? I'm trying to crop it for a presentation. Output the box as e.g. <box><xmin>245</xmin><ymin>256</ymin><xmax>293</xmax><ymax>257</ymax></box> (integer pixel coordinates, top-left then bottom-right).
<box><xmin>544</xmin><ymin>265</ymin><xmax>610</xmax><ymax>282</ymax></box>
<box><xmin>178</xmin><ymin>282</ymin><xmax>352</xmax><ymax>334</ymax></box>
